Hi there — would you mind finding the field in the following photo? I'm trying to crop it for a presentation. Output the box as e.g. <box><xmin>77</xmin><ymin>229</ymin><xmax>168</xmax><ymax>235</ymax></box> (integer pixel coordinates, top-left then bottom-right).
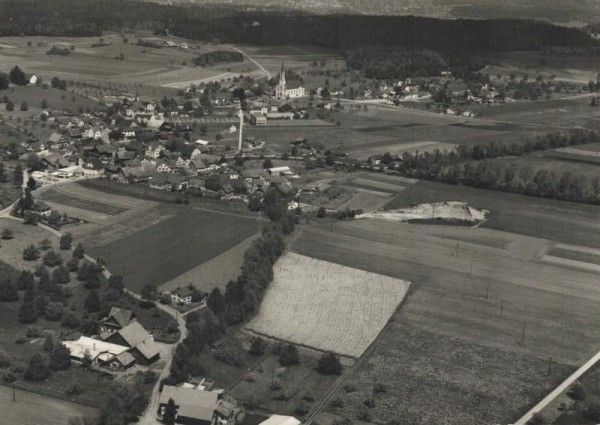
<box><xmin>89</xmin><ymin>207</ymin><xmax>257</xmax><ymax>292</ymax></box>
<box><xmin>386</xmin><ymin>179</ymin><xmax>600</xmax><ymax>248</ymax></box>
<box><xmin>1</xmin><ymin>385</ymin><xmax>99</xmax><ymax>425</ymax></box>
<box><xmin>288</xmin><ymin>215</ymin><xmax>600</xmax><ymax>423</ymax></box>
<box><xmin>246</xmin><ymin>252</ymin><xmax>410</xmax><ymax>358</ymax></box>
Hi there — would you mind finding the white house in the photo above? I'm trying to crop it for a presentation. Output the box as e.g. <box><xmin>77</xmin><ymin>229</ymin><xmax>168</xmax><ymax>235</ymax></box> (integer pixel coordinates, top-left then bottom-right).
<box><xmin>62</xmin><ymin>336</ymin><xmax>129</xmax><ymax>365</ymax></box>
<box><xmin>168</xmin><ymin>287</ymin><xmax>195</xmax><ymax>304</ymax></box>
<box><xmin>146</xmin><ymin>142</ymin><xmax>165</xmax><ymax>159</ymax></box>
<box><xmin>29</xmin><ymin>75</ymin><xmax>38</xmax><ymax>85</ymax></box>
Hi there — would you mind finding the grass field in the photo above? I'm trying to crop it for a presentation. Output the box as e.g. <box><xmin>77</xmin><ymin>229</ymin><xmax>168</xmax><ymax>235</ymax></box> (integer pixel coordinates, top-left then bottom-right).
<box><xmin>40</xmin><ymin>188</ymin><xmax>129</xmax><ymax>215</ymax></box>
<box><xmin>288</xmin><ymin>215</ymin><xmax>600</xmax><ymax>423</ymax></box>
<box><xmin>1</xmin><ymin>384</ymin><xmax>99</xmax><ymax>425</ymax></box>
<box><xmin>246</xmin><ymin>252</ymin><xmax>410</xmax><ymax>358</ymax></box>
<box><xmin>89</xmin><ymin>207</ymin><xmax>258</xmax><ymax>292</ymax></box>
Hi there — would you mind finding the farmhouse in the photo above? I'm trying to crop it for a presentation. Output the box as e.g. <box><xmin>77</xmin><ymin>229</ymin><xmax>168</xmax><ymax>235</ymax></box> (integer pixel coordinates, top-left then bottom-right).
<box><xmin>101</xmin><ymin>321</ymin><xmax>160</xmax><ymax>365</ymax></box>
<box><xmin>158</xmin><ymin>386</ymin><xmax>222</xmax><ymax>425</ymax></box>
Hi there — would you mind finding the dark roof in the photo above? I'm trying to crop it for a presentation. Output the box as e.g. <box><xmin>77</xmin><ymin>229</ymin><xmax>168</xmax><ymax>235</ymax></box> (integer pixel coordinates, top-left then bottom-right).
<box><xmin>159</xmin><ymin>386</ymin><xmax>218</xmax><ymax>422</ymax></box>
<box><xmin>103</xmin><ymin>307</ymin><xmax>135</xmax><ymax>328</ymax></box>
<box><xmin>113</xmin><ymin>321</ymin><xmax>151</xmax><ymax>348</ymax></box>
<box><xmin>173</xmin><ymin>287</ymin><xmax>194</xmax><ymax>298</ymax></box>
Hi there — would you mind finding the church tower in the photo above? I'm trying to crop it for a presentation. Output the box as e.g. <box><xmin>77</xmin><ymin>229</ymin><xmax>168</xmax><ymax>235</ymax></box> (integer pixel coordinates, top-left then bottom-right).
<box><xmin>276</xmin><ymin>62</ymin><xmax>286</xmax><ymax>100</ymax></box>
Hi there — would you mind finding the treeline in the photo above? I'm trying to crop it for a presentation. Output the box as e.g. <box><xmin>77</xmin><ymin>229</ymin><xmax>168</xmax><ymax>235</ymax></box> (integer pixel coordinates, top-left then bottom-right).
<box><xmin>392</xmin><ymin>130</ymin><xmax>600</xmax><ymax>204</ymax></box>
<box><xmin>193</xmin><ymin>50</ymin><xmax>244</xmax><ymax>67</ymax></box>
<box><xmin>345</xmin><ymin>47</ymin><xmax>447</xmax><ymax>79</ymax></box>
<box><xmin>0</xmin><ymin>0</ymin><xmax>595</xmax><ymax>55</ymax></box>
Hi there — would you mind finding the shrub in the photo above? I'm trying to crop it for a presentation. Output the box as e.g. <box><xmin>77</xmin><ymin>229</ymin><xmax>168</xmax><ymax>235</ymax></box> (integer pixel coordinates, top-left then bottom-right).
<box><xmin>277</xmin><ymin>343</ymin><xmax>300</xmax><ymax>366</ymax></box>
<box><xmin>214</xmin><ymin>349</ymin><xmax>243</xmax><ymax>366</ymax></box>
<box><xmin>1</xmin><ymin>228</ymin><xmax>13</xmax><ymax>239</ymax></box>
<box><xmin>43</xmin><ymin>250</ymin><xmax>63</xmax><ymax>267</ymax></box>
<box><xmin>302</xmin><ymin>392</ymin><xmax>315</xmax><ymax>402</ymax></box>
<box><xmin>0</xmin><ymin>350</ymin><xmax>12</xmax><ymax>368</ymax></box>
<box><xmin>15</xmin><ymin>335</ymin><xmax>27</xmax><ymax>344</ymax></box>
<box><xmin>65</xmin><ymin>382</ymin><xmax>83</xmax><ymax>395</ymax></box>
<box><xmin>25</xmin><ymin>326</ymin><xmax>41</xmax><ymax>338</ymax></box>
<box><xmin>10</xmin><ymin>362</ymin><xmax>25</xmax><ymax>373</ymax></box>
<box><xmin>294</xmin><ymin>403</ymin><xmax>310</xmax><ymax>416</ymax></box>
<box><xmin>24</xmin><ymin>354</ymin><xmax>51</xmax><ymax>381</ymax></box>
<box><xmin>357</xmin><ymin>409</ymin><xmax>371</xmax><ymax>422</ymax></box>
<box><xmin>363</xmin><ymin>398</ymin><xmax>375</xmax><ymax>408</ymax></box>
<box><xmin>39</xmin><ymin>238</ymin><xmax>52</xmax><ymax>251</ymax></box>
<box><xmin>22</xmin><ymin>244</ymin><xmax>40</xmax><ymax>261</ymax></box>
<box><xmin>249</xmin><ymin>337</ymin><xmax>266</xmax><ymax>356</ymax></box>
<box><xmin>45</xmin><ymin>302</ymin><xmax>64</xmax><ymax>321</ymax></box>
<box><xmin>316</xmin><ymin>352</ymin><xmax>342</xmax><ymax>375</ymax></box>
<box><xmin>61</xmin><ymin>312</ymin><xmax>80</xmax><ymax>329</ymax></box>
<box><xmin>374</xmin><ymin>383</ymin><xmax>388</xmax><ymax>394</ymax></box>
<box><xmin>2</xmin><ymin>372</ymin><xmax>16</xmax><ymax>383</ymax></box>
<box><xmin>343</xmin><ymin>383</ymin><xmax>357</xmax><ymax>393</ymax></box>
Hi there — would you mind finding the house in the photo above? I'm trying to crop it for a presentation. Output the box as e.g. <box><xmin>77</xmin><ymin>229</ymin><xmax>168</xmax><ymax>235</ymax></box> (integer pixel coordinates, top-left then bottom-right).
<box><xmin>29</xmin><ymin>75</ymin><xmax>38</xmax><ymax>85</ymax></box>
<box><xmin>41</xmin><ymin>153</ymin><xmax>69</xmax><ymax>169</ymax></box>
<box><xmin>99</xmin><ymin>307</ymin><xmax>137</xmax><ymax>334</ymax></box>
<box><xmin>62</xmin><ymin>336</ymin><xmax>129</xmax><ymax>366</ymax></box>
<box><xmin>189</xmin><ymin>159</ymin><xmax>207</xmax><ymax>173</ymax></box>
<box><xmin>32</xmin><ymin>200</ymin><xmax>52</xmax><ymax>216</ymax></box>
<box><xmin>102</xmin><ymin>321</ymin><xmax>160</xmax><ymax>365</ymax></box>
<box><xmin>194</xmin><ymin>138</ymin><xmax>211</xmax><ymax>146</ymax></box>
<box><xmin>82</xmin><ymin>159</ymin><xmax>105</xmax><ymax>177</ymax></box>
<box><xmin>158</xmin><ymin>386</ymin><xmax>220</xmax><ymax>425</ymax></box>
<box><xmin>149</xmin><ymin>173</ymin><xmax>171</xmax><ymax>190</ymax></box>
<box><xmin>48</xmin><ymin>132</ymin><xmax>64</xmax><ymax>145</ymax></box>
<box><xmin>255</xmin><ymin>116</ymin><xmax>267</xmax><ymax>126</ymax></box>
<box><xmin>146</xmin><ymin>142</ymin><xmax>165</xmax><ymax>159</ymax></box>
<box><xmin>156</xmin><ymin>160</ymin><xmax>174</xmax><ymax>173</ymax></box>
<box><xmin>228</xmin><ymin>125</ymin><xmax>237</xmax><ymax>134</ymax></box>
<box><xmin>168</xmin><ymin>287</ymin><xmax>195</xmax><ymax>304</ymax></box>
<box><xmin>105</xmin><ymin>351</ymin><xmax>136</xmax><ymax>370</ymax></box>
<box><xmin>67</xmin><ymin>127</ymin><xmax>82</xmax><ymax>139</ymax></box>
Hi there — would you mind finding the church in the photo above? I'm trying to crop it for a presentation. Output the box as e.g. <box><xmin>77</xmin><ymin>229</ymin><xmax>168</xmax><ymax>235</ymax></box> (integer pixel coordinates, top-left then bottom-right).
<box><xmin>275</xmin><ymin>63</ymin><xmax>305</xmax><ymax>100</ymax></box>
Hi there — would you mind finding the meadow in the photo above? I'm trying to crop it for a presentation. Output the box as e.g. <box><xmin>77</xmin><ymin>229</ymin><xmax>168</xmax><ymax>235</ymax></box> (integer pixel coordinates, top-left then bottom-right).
<box><xmin>290</xmin><ymin>216</ymin><xmax>600</xmax><ymax>423</ymax></box>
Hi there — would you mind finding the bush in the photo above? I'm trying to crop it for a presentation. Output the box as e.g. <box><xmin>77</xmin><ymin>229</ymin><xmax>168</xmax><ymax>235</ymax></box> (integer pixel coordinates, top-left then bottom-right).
<box><xmin>24</xmin><ymin>354</ymin><xmax>51</xmax><ymax>381</ymax></box>
<box><xmin>22</xmin><ymin>244</ymin><xmax>40</xmax><ymax>261</ymax></box>
<box><xmin>2</xmin><ymin>372</ymin><xmax>16</xmax><ymax>383</ymax></box>
<box><xmin>330</xmin><ymin>398</ymin><xmax>345</xmax><ymax>408</ymax></box>
<box><xmin>61</xmin><ymin>312</ymin><xmax>80</xmax><ymax>329</ymax></box>
<box><xmin>65</xmin><ymin>382</ymin><xmax>83</xmax><ymax>395</ymax></box>
<box><xmin>43</xmin><ymin>250</ymin><xmax>63</xmax><ymax>267</ymax></box>
<box><xmin>277</xmin><ymin>343</ymin><xmax>300</xmax><ymax>366</ymax></box>
<box><xmin>294</xmin><ymin>403</ymin><xmax>310</xmax><ymax>416</ymax></box>
<box><xmin>44</xmin><ymin>302</ymin><xmax>64</xmax><ymax>321</ymax></box>
<box><xmin>302</xmin><ymin>392</ymin><xmax>315</xmax><ymax>402</ymax></box>
<box><xmin>214</xmin><ymin>349</ymin><xmax>243</xmax><ymax>366</ymax></box>
<box><xmin>1</xmin><ymin>228</ymin><xmax>13</xmax><ymax>239</ymax></box>
<box><xmin>25</xmin><ymin>326</ymin><xmax>41</xmax><ymax>338</ymax></box>
<box><xmin>316</xmin><ymin>352</ymin><xmax>342</xmax><ymax>375</ymax></box>
<box><xmin>374</xmin><ymin>383</ymin><xmax>388</xmax><ymax>394</ymax></box>
<box><xmin>363</xmin><ymin>398</ymin><xmax>375</xmax><ymax>408</ymax></box>
<box><xmin>15</xmin><ymin>335</ymin><xmax>27</xmax><ymax>344</ymax></box>
<box><xmin>10</xmin><ymin>362</ymin><xmax>25</xmax><ymax>373</ymax></box>
<box><xmin>249</xmin><ymin>337</ymin><xmax>266</xmax><ymax>356</ymax></box>
<box><xmin>0</xmin><ymin>350</ymin><xmax>12</xmax><ymax>368</ymax></box>
<box><xmin>343</xmin><ymin>384</ymin><xmax>357</xmax><ymax>393</ymax></box>
<box><xmin>357</xmin><ymin>408</ymin><xmax>371</xmax><ymax>422</ymax></box>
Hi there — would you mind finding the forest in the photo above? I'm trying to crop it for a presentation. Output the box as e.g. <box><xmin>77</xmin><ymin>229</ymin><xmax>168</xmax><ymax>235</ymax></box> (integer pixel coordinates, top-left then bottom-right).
<box><xmin>193</xmin><ymin>51</ymin><xmax>244</xmax><ymax>67</ymax></box>
<box><xmin>0</xmin><ymin>0</ymin><xmax>596</xmax><ymax>55</ymax></box>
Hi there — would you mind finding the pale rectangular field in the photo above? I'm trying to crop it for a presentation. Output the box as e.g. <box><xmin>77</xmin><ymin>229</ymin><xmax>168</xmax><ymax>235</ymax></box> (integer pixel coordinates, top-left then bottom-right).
<box><xmin>246</xmin><ymin>252</ymin><xmax>410</xmax><ymax>358</ymax></box>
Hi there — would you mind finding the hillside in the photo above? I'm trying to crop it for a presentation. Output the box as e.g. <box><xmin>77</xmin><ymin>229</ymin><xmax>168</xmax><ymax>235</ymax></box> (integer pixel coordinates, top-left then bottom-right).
<box><xmin>137</xmin><ymin>0</ymin><xmax>600</xmax><ymax>26</ymax></box>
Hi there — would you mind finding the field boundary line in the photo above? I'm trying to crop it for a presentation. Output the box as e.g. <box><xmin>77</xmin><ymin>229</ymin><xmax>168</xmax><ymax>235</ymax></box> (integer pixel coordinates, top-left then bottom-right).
<box><xmin>302</xmin><ymin>282</ymin><xmax>415</xmax><ymax>425</ymax></box>
<box><xmin>513</xmin><ymin>349</ymin><xmax>600</xmax><ymax>425</ymax></box>
<box><xmin>0</xmin><ymin>383</ymin><xmax>101</xmax><ymax>413</ymax></box>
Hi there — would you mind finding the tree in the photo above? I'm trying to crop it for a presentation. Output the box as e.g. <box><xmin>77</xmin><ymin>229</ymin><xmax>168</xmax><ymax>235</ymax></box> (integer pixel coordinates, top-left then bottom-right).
<box><xmin>84</xmin><ymin>289</ymin><xmax>102</xmax><ymax>313</ymax></box>
<box><xmin>249</xmin><ymin>338</ymin><xmax>265</xmax><ymax>356</ymax></box>
<box><xmin>45</xmin><ymin>301</ymin><xmax>64</xmax><ymax>321</ymax></box>
<box><xmin>278</xmin><ymin>343</ymin><xmax>300</xmax><ymax>366</ymax></box>
<box><xmin>49</xmin><ymin>343</ymin><xmax>71</xmax><ymax>370</ymax></box>
<box><xmin>20</xmin><ymin>101</ymin><xmax>28</xmax><ymax>111</ymax></box>
<box><xmin>73</xmin><ymin>243</ymin><xmax>85</xmax><ymax>259</ymax></box>
<box><xmin>0</xmin><ymin>279</ymin><xmax>18</xmax><ymax>302</ymax></box>
<box><xmin>43</xmin><ymin>334</ymin><xmax>54</xmax><ymax>352</ymax></box>
<box><xmin>43</xmin><ymin>250</ymin><xmax>63</xmax><ymax>267</ymax></box>
<box><xmin>39</xmin><ymin>238</ymin><xmax>52</xmax><ymax>251</ymax></box>
<box><xmin>316</xmin><ymin>352</ymin><xmax>343</xmax><ymax>375</ymax></box>
<box><xmin>200</xmin><ymin>124</ymin><xmax>208</xmax><ymax>135</ymax></box>
<box><xmin>1</xmin><ymin>228</ymin><xmax>13</xmax><ymax>239</ymax></box>
<box><xmin>141</xmin><ymin>283</ymin><xmax>158</xmax><ymax>301</ymax></box>
<box><xmin>41</xmin><ymin>99</ymin><xmax>48</xmax><ymax>109</ymax></box>
<box><xmin>16</xmin><ymin>270</ymin><xmax>34</xmax><ymax>290</ymax></box>
<box><xmin>24</xmin><ymin>354</ymin><xmax>51</xmax><ymax>381</ymax></box>
<box><xmin>163</xmin><ymin>398</ymin><xmax>177</xmax><ymax>425</ymax></box>
<box><xmin>0</xmin><ymin>72</ymin><xmax>8</xmax><ymax>90</ymax></box>
<box><xmin>13</xmin><ymin>163</ymin><xmax>23</xmax><ymax>186</ymax></box>
<box><xmin>66</xmin><ymin>257</ymin><xmax>79</xmax><ymax>273</ymax></box>
<box><xmin>107</xmin><ymin>274</ymin><xmax>124</xmax><ymax>292</ymax></box>
<box><xmin>263</xmin><ymin>159</ymin><xmax>273</xmax><ymax>169</ymax></box>
<box><xmin>59</xmin><ymin>233</ymin><xmax>73</xmax><ymax>250</ymax></box>
<box><xmin>23</xmin><ymin>244</ymin><xmax>40</xmax><ymax>261</ymax></box>
<box><xmin>47</xmin><ymin>210</ymin><xmax>61</xmax><ymax>226</ymax></box>
<box><xmin>5</xmin><ymin>100</ymin><xmax>14</xmax><ymax>111</ymax></box>
<box><xmin>52</xmin><ymin>265</ymin><xmax>70</xmax><ymax>284</ymax></box>
<box><xmin>9</xmin><ymin>66</ymin><xmax>27</xmax><ymax>86</ymax></box>
<box><xmin>317</xmin><ymin>206</ymin><xmax>327</xmax><ymax>218</ymax></box>
<box><xmin>207</xmin><ymin>287</ymin><xmax>225</xmax><ymax>313</ymax></box>
<box><xmin>567</xmin><ymin>381</ymin><xmax>586</xmax><ymax>411</ymax></box>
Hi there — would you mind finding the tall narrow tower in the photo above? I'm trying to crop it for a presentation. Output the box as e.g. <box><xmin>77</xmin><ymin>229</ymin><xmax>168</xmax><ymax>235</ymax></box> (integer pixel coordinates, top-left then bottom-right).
<box><xmin>238</xmin><ymin>107</ymin><xmax>244</xmax><ymax>153</ymax></box>
<box><xmin>276</xmin><ymin>62</ymin><xmax>286</xmax><ymax>100</ymax></box>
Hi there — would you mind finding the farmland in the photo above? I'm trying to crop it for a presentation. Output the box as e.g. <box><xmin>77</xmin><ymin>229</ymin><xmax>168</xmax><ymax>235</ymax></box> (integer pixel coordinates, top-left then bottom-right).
<box><xmin>246</xmin><ymin>252</ymin><xmax>410</xmax><ymax>358</ymax></box>
<box><xmin>288</xmin><ymin>216</ymin><xmax>600</xmax><ymax>423</ymax></box>
<box><xmin>89</xmin><ymin>207</ymin><xmax>257</xmax><ymax>292</ymax></box>
<box><xmin>1</xmin><ymin>385</ymin><xmax>99</xmax><ymax>425</ymax></box>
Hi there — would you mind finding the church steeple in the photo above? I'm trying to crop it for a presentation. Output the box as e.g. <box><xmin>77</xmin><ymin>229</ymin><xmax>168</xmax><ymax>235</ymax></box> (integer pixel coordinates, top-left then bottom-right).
<box><xmin>279</xmin><ymin>61</ymin><xmax>286</xmax><ymax>84</ymax></box>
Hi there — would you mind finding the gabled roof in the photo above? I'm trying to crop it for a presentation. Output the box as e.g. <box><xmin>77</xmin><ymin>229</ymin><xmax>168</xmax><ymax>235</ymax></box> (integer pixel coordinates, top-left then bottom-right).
<box><xmin>48</xmin><ymin>133</ymin><xmax>63</xmax><ymax>143</ymax></box>
<box><xmin>159</xmin><ymin>386</ymin><xmax>218</xmax><ymax>422</ymax></box>
<box><xmin>102</xmin><ymin>307</ymin><xmax>135</xmax><ymax>328</ymax></box>
<box><xmin>134</xmin><ymin>339</ymin><xmax>160</xmax><ymax>360</ymax></box>
<box><xmin>259</xmin><ymin>416</ymin><xmax>301</xmax><ymax>425</ymax></box>
<box><xmin>115</xmin><ymin>321</ymin><xmax>152</xmax><ymax>348</ymax></box>
<box><xmin>114</xmin><ymin>351</ymin><xmax>136</xmax><ymax>366</ymax></box>
<box><xmin>173</xmin><ymin>287</ymin><xmax>194</xmax><ymax>298</ymax></box>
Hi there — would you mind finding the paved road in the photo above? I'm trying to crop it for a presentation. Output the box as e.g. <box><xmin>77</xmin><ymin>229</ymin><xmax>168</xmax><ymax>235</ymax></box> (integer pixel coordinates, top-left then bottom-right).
<box><xmin>513</xmin><ymin>349</ymin><xmax>600</xmax><ymax>424</ymax></box>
